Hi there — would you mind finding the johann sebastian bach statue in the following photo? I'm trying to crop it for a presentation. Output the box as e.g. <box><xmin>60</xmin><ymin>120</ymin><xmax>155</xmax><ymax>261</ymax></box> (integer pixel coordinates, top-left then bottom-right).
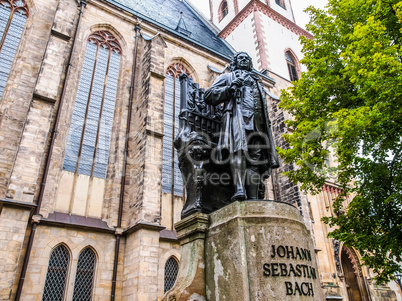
<box><xmin>205</xmin><ymin>52</ymin><xmax>279</xmax><ymax>201</ymax></box>
<box><xmin>174</xmin><ymin>52</ymin><xmax>279</xmax><ymax>218</ymax></box>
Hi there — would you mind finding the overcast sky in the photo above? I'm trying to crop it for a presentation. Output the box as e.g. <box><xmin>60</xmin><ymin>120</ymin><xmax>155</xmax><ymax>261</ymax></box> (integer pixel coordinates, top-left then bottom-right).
<box><xmin>188</xmin><ymin>0</ymin><xmax>328</xmax><ymax>30</ymax></box>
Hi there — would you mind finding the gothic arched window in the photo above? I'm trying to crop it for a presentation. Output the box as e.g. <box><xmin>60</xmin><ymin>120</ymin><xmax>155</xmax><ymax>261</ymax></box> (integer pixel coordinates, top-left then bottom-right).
<box><xmin>0</xmin><ymin>0</ymin><xmax>29</xmax><ymax>99</ymax></box>
<box><xmin>164</xmin><ymin>257</ymin><xmax>179</xmax><ymax>293</ymax></box>
<box><xmin>63</xmin><ymin>31</ymin><xmax>122</xmax><ymax>179</ymax></box>
<box><xmin>219</xmin><ymin>0</ymin><xmax>228</xmax><ymax>21</ymax></box>
<box><xmin>286</xmin><ymin>51</ymin><xmax>299</xmax><ymax>81</ymax></box>
<box><xmin>72</xmin><ymin>247</ymin><xmax>96</xmax><ymax>301</ymax></box>
<box><xmin>42</xmin><ymin>245</ymin><xmax>70</xmax><ymax>301</ymax></box>
<box><xmin>162</xmin><ymin>63</ymin><xmax>191</xmax><ymax>197</ymax></box>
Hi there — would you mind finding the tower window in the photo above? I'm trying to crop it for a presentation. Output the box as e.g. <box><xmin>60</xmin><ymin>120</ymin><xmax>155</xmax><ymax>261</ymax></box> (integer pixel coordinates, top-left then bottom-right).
<box><xmin>286</xmin><ymin>51</ymin><xmax>299</xmax><ymax>82</ymax></box>
<box><xmin>0</xmin><ymin>0</ymin><xmax>29</xmax><ymax>100</ymax></box>
<box><xmin>219</xmin><ymin>0</ymin><xmax>228</xmax><ymax>21</ymax></box>
<box><xmin>275</xmin><ymin>0</ymin><xmax>286</xmax><ymax>9</ymax></box>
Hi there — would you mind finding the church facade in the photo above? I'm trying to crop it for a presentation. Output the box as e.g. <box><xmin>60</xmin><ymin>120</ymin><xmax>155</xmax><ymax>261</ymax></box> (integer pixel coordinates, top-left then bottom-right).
<box><xmin>0</xmin><ymin>0</ymin><xmax>399</xmax><ymax>299</ymax></box>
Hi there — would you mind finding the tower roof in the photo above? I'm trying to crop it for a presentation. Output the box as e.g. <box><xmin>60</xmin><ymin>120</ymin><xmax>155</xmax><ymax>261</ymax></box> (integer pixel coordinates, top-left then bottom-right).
<box><xmin>105</xmin><ymin>0</ymin><xmax>235</xmax><ymax>59</ymax></box>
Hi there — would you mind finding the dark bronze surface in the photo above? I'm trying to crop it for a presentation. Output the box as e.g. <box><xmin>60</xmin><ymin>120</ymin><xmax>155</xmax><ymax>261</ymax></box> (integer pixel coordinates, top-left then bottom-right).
<box><xmin>174</xmin><ymin>52</ymin><xmax>279</xmax><ymax>218</ymax></box>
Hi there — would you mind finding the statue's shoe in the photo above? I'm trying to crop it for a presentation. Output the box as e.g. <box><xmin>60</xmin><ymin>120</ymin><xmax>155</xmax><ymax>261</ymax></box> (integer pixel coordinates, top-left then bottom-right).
<box><xmin>231</xmin><ymin>191</ymin><xmax>247</xmax><ymax>201</ymax></box>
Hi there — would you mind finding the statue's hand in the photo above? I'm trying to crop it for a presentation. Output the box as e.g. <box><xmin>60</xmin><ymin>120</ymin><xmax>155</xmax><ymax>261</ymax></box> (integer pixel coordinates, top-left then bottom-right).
<box><xmin>230</xmin><ymin>78</ymin><xmax>244</xmax><ymax>93</ymax></box>
<box><xmin>231</xmin><ymin>78</ymin><xmax>244</xmax><ymax>87</ymax></box>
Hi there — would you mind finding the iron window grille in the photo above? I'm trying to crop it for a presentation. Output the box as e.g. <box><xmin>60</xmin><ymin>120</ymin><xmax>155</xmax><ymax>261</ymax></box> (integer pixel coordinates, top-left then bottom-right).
<box><xmin>72</xmin><ymin>247</ymin><xmax>96</xmax><ymax>301</ymax></box>
<box><xmin>164</xmin><ymin>257</ymin><xmax>179</xmax><ymax>293</ymax></box>
<box><xmin>0</xmin><ymin>0</ymin><xmax>29</xmax><ymax>99</ymax></box>
<box><xmin>63</xmin><ymin>30</ymin><xmax>122</xmax><ymax>179</ymax></box>
<box><xmin>42</xmin><ymin>245</ymin><xmax>70</xmax><ymax>301</ymax></box>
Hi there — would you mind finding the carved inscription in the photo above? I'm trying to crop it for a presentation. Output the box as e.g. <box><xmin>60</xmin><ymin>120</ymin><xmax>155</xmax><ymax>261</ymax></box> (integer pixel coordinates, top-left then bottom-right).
<box><xmin>262</xmin><ymin>245</ymin><xmax>316</xmax><ymax>297</ymax></box>
<box><xmin>285</xmin><ymin>282</ymin><xmax>314</xmax><ymax>296</ymax></box>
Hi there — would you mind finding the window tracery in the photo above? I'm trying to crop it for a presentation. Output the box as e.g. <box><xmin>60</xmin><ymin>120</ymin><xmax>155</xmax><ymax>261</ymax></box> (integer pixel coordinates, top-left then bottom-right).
<box><xmin>166</xmin><ymin>62</ymin><xmax>191</xmax><ymax>78</ymax></box>
<box><xmin>87</xmin><ymin>30</ymin><xmax>122</xmax><ymax>54</ymax></box>
<box><xmin>0</xmin><ymin>0</ymin><xmax>28</xmax><ymax>99</ymax></box>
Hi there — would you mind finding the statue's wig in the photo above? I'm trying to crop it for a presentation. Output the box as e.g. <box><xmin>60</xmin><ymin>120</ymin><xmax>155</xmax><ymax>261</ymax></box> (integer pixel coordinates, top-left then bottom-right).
<box><xmin>230</xmin><ymin>52</ymin><xmax>253</xmax><ymax>71</ymax></box>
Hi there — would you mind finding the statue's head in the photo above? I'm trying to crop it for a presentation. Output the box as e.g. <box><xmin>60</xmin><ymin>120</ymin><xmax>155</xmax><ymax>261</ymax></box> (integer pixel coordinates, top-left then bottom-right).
<box><xmin>230</xmin><ymin>52</ymin><xmax>253</xmax><ymax>71</ymax></box>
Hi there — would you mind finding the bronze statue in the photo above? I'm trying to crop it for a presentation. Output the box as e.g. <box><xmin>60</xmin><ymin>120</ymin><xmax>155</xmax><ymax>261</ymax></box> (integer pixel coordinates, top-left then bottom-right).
<box><xmin>174</xmin><ymin>52</ymin><xmax>279</xmax><ymax>218</ymax></box>
<box><xmin>204</xmin><ymin>52</ymin><xmax>279</xmax><ymax>201</ymax></box>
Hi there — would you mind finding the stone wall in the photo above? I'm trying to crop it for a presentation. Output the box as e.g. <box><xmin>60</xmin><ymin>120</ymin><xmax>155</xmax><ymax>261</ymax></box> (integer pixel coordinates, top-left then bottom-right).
<box><xmin>37</xmin><ymin>1</ymin><xmax>135</xmax><ymax>226</ymax></box>
<box><xmin>0</xmin><ymin>206</ymin><xmax>31</xmax><ymax>300</ymax></box>
<box><xmin>158</xmin><ymin>240</ymin><xmax>180</xmax><ymax>298</ymax></box>
<box><xmin>0</xmin><ymin>0</ymin><xmax>57</xmax><ymax>199</ymax></box>
<box><xmin>122</xmin><ymin>35</ymin><xmax>151</xmax><ymax>228</ymax></box>
<box><xmin>7</xmin><ymin>99</ymin><xmax>54</xmax><ymax>204</ymax></box>
<box><xmin>266</xmin><ymin>73</ymin><xmax>303</xmax><ymax>209</ymax></box>
<box><xmin>18</xmin><ymin>225</ymin><xmax>117</xmax><ymax>300</ymax></box>
<box><xmin>371</xmin><ymin>284</ymin><xmax>398</xmax><ymax>301</ymax></box>
<box><xmin>122</xmin><ymin>227</ymin><xmax>162</xmax><ymax>301</ymax></box>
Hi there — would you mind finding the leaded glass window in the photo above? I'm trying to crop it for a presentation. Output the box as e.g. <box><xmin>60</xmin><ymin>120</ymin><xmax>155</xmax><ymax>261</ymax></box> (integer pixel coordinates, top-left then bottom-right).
<box><xmin>72</xmin><ymin>247</ymin><xmax>96</xmax><ymax>301</ymax></box>
<box><xmin>0</xmin><ymin>0</ymin><xmax>29</xmax><ymax>99</ymax></box>
<box><xmin>42</xmin><ymin>245</ymin><xmax>70</xmax><ymax>301</ymax></box>
<box><xmin>63</xmin><ymin>31</ymin><xmax>122</xmax><ymax>179</ymax></box>
<box><xmin>164</xmin><ymin>257</ymin><xmax>179</xmax><ymax>293</ymax></box>
<box><xmin>162</xmin><ymin>63</ymin><xmax>191</xmax><ymax>196</ymax></box>
<box><xmin>286</xmin><ymin>51</ymin><xmax>298</xmax><ymax>81</ymax></box>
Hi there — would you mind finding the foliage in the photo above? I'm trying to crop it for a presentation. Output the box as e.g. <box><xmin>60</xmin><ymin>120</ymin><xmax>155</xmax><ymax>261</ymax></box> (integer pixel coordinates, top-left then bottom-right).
<box><xmin>279</xmin><ymin>0</ymin><xmax>402</xmax><ymax>283</ymax></box>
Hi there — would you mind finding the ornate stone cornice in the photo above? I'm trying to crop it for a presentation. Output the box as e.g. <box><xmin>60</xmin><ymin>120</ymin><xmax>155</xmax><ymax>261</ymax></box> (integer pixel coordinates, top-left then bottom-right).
<box><xmin>322</xmin><ymin>184</ymin><xmax>343</xmax><ymax>196</ymax></box>
<box><xmin>218</xmin><ymin>0</ymin><xmax>313</xmax><ymax>40</ymax></box>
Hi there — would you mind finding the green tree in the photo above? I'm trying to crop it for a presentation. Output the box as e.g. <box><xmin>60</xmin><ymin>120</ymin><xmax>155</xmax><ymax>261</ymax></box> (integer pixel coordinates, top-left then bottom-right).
<box><xmin>279</xmin><ymin>0</ymin><xmax>402</xmax><ymax>282</ymax></box>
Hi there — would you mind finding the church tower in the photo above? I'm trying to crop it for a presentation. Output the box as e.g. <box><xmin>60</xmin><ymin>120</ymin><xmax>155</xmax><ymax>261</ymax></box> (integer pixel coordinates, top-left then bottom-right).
<box><xmin>209</xmin><ymin>0</ymin><xmax>312</xmax><ymax>82</ymax></box>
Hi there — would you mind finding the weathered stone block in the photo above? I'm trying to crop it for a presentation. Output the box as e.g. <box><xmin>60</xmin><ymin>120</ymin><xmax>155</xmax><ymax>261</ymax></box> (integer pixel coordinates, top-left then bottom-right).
<box><xmin>162</xmin><ymin>213</ymin><xmax>209</xmax><ymax>301</ymax></box>
<box><xmin>205</xmin><ymin>201</ymin><xmax>324</xmax><ymax>301</ymax></box>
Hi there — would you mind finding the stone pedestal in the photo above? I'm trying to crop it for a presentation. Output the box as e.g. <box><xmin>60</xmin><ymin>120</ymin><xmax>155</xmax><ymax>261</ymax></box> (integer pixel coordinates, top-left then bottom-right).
<box><xmin>162</xmin><ymin>213</ymin><xmax>209</xmax><ymax>301</ymax></box>
<box><xmin>164</xmin><ymin>201</ymin><xmax>323</xmax><ymax>301</ymax></box>
<box><xmin>206</xmin><ymin>201</ymin><xmax>323</xmax><ymax>300</ymax></box>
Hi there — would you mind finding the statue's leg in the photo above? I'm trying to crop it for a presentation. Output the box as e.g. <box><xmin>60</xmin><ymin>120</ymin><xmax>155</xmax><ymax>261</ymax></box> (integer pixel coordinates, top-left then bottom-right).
<box><xmin>230</xmin><ymin>150</ymin><xmax>247</xmax><ymax>201</ymax></box>
<box><xmin>246</xmin><ymin>167</ymin><xmax>260</xmax><ymax>199</ymax></box>
<box><xmin>245</xmin><ymin>134</ymin><xmax>263</xmax><ymax>199</ymax></box>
